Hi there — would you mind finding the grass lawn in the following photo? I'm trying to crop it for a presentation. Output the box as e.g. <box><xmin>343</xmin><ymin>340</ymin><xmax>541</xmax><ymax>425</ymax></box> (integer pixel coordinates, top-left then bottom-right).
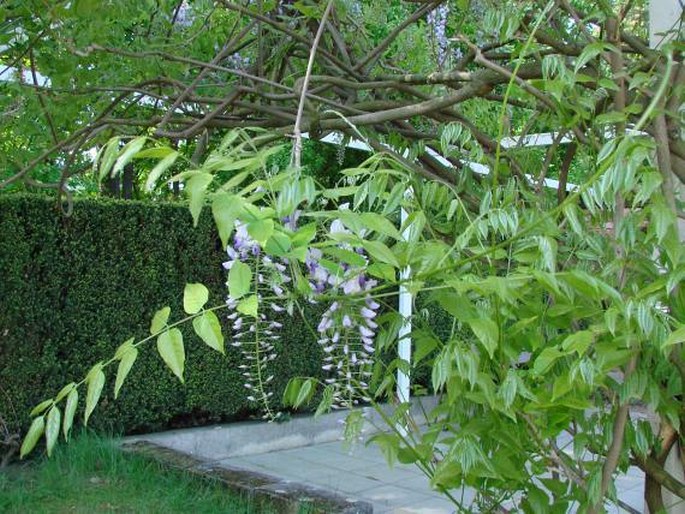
<box><xmin>0</xmin><ymin>431</ymin><xmax>262</xmax><ymax>514</ymax></box>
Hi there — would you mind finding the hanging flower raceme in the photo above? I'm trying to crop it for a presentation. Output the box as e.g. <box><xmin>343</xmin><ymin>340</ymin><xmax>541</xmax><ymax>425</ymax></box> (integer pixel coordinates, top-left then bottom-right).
<box><xmin>223</xmin><ymin>221</ymin><xmax>290</xmax><ymax>420</ymax></box>
<box><xmin>305</xmin><ymin>218</ymin><xmax>380</xmax><ymax>409</ymax></box>
<box><xmin>427</xmin><ymin>4</ymin><xmax>450</xmax><ymax>68</ymax></box>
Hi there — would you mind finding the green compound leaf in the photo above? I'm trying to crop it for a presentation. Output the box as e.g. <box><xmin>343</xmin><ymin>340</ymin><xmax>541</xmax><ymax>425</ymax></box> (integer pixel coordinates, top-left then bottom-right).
<box><xmin>183</xmin><ymin>283</ymin><xmax>209</xmax><ymax>314</ymax></box>
<box><xmin>63</xmin><ymin>388</ymin><xmax>78</xmax><ymax>441</ymax></box>
<box><xmin>84</xmin><ymin>364</ymin><xmax>105</xmax><ymax>426</ymax></box>
<box><xmin>192</xmin><ymin>311</ymin><xmax>225</xmax><ymax>354</ymax></box>
<box><xmin>157</xmin><ymin>329</ymin><xmax>185</xmax><ymax>383</ymax></box>
<box><xmin>114</xmin><ymin>346</ymin><xmax>139</xmax><ymax>399</ymax></box>
<box><xmin>20</xmin><ymin>416</ymin><xmax>45</xmax><ymax>459</ymax></box>
<box><xmin>150</xmin><ymin>307</ymin><xmax>171</xmax><ymax>334</ymax></box>
<box><xmin>45</xmin><ymin>406</ymin><xmax>61</xmax><ymax>457</ymax></box>
<box><xmin>228</xmin><ymin>260</ymin><xmax>252</xmax><ymax>300</ymax></box>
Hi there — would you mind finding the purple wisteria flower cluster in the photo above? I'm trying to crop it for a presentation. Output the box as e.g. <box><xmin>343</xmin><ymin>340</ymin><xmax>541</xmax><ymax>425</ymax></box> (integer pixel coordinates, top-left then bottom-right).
<box><xmin>305</xmin><ymin>229</ymin><xmax>380</xmax><ymax>409</ymax></box>
<box><xmin>427</xmin><ymin>4</ymin><xmax>450</xmax><ymax>68</ymax></box>
<box><xmin>222</xmin><ymin>210</ymin><xmax>380</xmax><ymax>416</ymax></box>
<box><xmin>223</xmin><ymin>222</ymin><xmax>290</xmax><ymax>420</ymax></box>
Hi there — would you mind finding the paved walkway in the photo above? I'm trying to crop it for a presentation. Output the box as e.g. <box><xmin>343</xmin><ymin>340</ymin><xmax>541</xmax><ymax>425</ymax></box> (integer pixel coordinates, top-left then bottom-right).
<box><xmin>215</xmin><ymin>438</ymin><xmax>645</xmax><ymax>514</ymax></box>
<box><xmin>128</xmin><ymin>402</ymin><xmax>648</xmax><ymax>513</ymax></box>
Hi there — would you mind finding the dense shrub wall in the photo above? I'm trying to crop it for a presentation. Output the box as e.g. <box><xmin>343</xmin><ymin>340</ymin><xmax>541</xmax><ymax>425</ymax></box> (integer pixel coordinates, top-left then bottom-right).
<box><xmin>0</xmin><ymin>194</ymin><xmax>325</xmax><ymax>436</ymax></box>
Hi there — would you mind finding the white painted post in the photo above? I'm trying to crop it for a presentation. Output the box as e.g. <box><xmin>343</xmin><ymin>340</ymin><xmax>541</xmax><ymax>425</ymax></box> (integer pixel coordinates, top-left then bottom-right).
<box><xmin>397</xmin><ymin>201</ymin><xmax>412</xmax><ymax>404</ymax></box>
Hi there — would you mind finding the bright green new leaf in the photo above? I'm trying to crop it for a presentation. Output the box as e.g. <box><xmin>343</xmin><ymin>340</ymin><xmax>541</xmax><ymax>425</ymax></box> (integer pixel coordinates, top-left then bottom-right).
<box><xmin>467</xmin><ymin>318</ymin><xmax>499</xmax><ymax>358</ymax></box>
<box><xmin>237</xmin><ymin>295</ymin><xmax>258</xmax><ymax>317</ymax></box>
<box><xmin>187</xmin><ymin>173</ymin><xmax>214</xmax><ymax>227</ymax></box>
<box><xmin>45</xmin><ymin>406</ymin><xmax>61</xmax><ymax>457</ymax></box>
<box><xmin>114</xmin><ymin>346</ymin><xmax>138</xmax><ymax>399</ymax></box>
<box><xmin>63</xmin><ymin>388</ymin><xmax>78</xmax><ymax>441</ymax></box>
<box><xmin>212</xmin><ymin>193</ymin><xmax>243</xmax><ymax>248</ymax></box>
<box><xmin>228</xmin><ymin>260</ymin><xmax>252</xmax><ymax>299</ymax></box>
<box><xmin>192</xmin><ymin>311</ymin><xmax>225</xmax><ymax>354</ymax></box>
<box><xmin>183</xmin><ymin>283</ymin><xmax>209</xmax><ymax>314</ymax></box>
<box><xmin>20</xmin><ymin>416</ymin><xmax>45</xmax><ymax>459</ymax></box>
<box><xmin>150</xmin><ymin>307</ymin><xmax>171</xmax><ymax>334</ymax></box>
<box><xmin>84</xmin><ymin>365</ymin><xmax>105</xmax><ymax>426</ymax></box>
<box><xmin>157</xmin><ymin>329</ymin><xmax>185</xmax><ymax>383</ymax></box>
<box><xmin>144</xmin><ymin>151</ymin><xmax>179</xmax><ymax>192</ymax></box>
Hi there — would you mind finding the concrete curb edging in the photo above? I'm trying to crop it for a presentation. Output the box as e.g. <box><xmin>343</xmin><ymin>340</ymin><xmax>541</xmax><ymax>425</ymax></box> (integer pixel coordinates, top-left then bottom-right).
<box><xmin>122</xmin><ymin>440</ymin><xmax>373</xmax><ymax>514</ymax></box>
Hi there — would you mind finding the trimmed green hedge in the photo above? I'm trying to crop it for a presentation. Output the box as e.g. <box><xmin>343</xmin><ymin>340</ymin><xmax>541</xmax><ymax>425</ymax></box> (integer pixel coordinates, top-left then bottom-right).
<box><xmin>0</xmin><ymin>194</ymin><xmax>324</xmax><ymax>437</ymax></box>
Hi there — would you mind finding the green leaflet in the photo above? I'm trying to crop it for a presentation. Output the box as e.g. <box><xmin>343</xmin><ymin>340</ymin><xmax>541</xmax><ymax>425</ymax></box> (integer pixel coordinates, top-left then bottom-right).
<box><xmin>467</xmin><ymin>318</ymin><xmax>499</xmax><ymax>359</ymax></box>
<box><xmin>192</xmin><ymin>311</ymin><xmax>225</xmax><ymax>354</ymax></box>
<box><xmin>97</xmin><ymin>137</ymin><xmax>121</xmax><ymax>181</ymax></box>
<box><xmin>84</xmin><ymin>364</ymin><xmax>105</xmax><ymax>426</ymax></box>
<box><xmin>157</xmin><ymin>329</ymin><xmax>185</xmax><ymax>383</ymax></box>
<box><xmin>55</xmin><ymin>382</ymin><xmax>75</xmax><ymax>403</ymax></box>
<box><xmin>228</xmin><ymin>261</ymin><xmax>252</xmax><ymax>300</ymax></box>
<box><xmin>362</xmin><ymin>240</ymin><xmax>400</xmax><ymax>268</ymax></box>
<box><xmin>533</xmin><ymin>347</ymin><xmax>564</xmax><ymax>375</ymax></box>
<box><xmin>45</xmin><ymin>406</ymin><xmax>61</xmax><ymax>457</ymax></box>
<box><xmin>150</xmin><ymin>307</ymin><xmax>170</xmax><ymax>334</ymax></box>
<box><xmin>183</xmin><ymin>283</ymin><xmax>209</xmax><ymax>314</ymax></box>
<box><xmin>20</xmin><ymin>416</ymin><xmax>45</xmax><ymax>459</ymax></box>
<box><xmin>237</xmin><ymin>295</ymin><xmax>258</xmax><ymax>318</ymax></box>
<box><xmin>187</xmin><ymin>173</ymin><xmax>214</xmax><ymax>227</ymax></box>
<box><xmin>247</xmin><ymin>218</ymin><xmax>274</xmax><ymax>245</ymax></box>
<box><xmin>30</xmin><ymin>399</ymin><xmax>53</xmax><ymax>417</ymax></box>
<box><xmin>112</xmin><ymin>137</ymin><xmax>147</xmax><ymax>177</ymax></box>
<box><xmin>212</xmin><ymin>193</ymin><xmax>244</xmax><ymax>249</ymax></box>
<box><xmin>663</xmin><ymin>326</ymin><xmax>685</xmax><ymax>351</ymax></box>
<box><xmin>145</xmin><ymin>150</ymin><xmax>179</xmax><ymax>192</ymax></box>
<box><xmin>63</xmin><ymin>388</ymin><xmax>78</xmax><ymax>441</ymax></box>
<box><xmin>114</xmin><ymin>346</ymin><xmax>138</xmax><ymax>399</ymax></box>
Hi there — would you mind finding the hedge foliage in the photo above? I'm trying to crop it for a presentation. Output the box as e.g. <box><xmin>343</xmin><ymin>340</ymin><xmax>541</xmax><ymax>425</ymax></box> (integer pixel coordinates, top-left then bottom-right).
<box><xmin>0</xmin><ymin>194</ymin><xmax>325</xmax><ymax>437</ymax></box>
